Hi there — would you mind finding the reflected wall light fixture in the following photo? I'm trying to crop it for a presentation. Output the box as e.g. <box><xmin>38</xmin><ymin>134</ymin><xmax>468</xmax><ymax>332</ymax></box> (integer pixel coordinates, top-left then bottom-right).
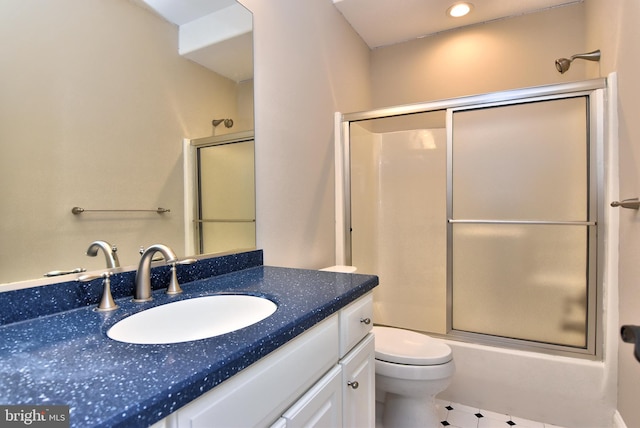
<box><xmin>447</xmin><ymin>2</ymin><xmax>473</xmax><ymax>18</ymax></box>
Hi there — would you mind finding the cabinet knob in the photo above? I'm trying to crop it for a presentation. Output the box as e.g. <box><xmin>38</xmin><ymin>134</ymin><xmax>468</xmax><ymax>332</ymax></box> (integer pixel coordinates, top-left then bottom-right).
<box><xmin>360</xmin><ymin>317</ymin><xmax>371</xmax><ymax>325</ymax></box>
<box><xmin>347</xmin><ymin>381</ymin><xmax>359</xmax><ymax>389</ymax></box>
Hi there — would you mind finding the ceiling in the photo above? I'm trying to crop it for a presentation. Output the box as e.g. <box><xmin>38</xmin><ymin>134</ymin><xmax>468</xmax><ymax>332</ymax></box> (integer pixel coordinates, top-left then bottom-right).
<box><xmin>135</xmin><ymin>0</ymin><xmax>238</xmax><ymax>25</ymax></box>
<box><xmin>332</xmin><ymin>0</ymin><xmax>582</xmax><ymax>49</ymax></box>
<box><xmin>133</xmin><ymin>0</ymin><xmax>253</xmax><ymax>81</ymax></box>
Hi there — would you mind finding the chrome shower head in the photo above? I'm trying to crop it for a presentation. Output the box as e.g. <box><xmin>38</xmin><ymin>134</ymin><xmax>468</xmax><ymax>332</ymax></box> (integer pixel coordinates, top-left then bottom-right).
<box><xmin>212</xmin><ymin>118</ymin><xmax>234</xmax><ymax>128</ymax></box>
<box><xmin>555</xmin><ymin>49</ymin><xmax>601</xmax><ymax>74</ymax></box>
<box><xmin>555</xmin><ymin>57</ymin><xmax>572</xmax><ymax>74</ymax></box>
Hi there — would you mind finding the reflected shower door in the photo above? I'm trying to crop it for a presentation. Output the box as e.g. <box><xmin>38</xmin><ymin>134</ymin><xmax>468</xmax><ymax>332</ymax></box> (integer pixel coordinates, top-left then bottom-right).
<box><xmin>197</xmin><ymin>139</ymin><xmax>256</xmax><ymax>254</ymax></box>
<box><xmin>449</xmin><ymin>97</ymin><xmax>593</xmax><ymax>348</ymax></box>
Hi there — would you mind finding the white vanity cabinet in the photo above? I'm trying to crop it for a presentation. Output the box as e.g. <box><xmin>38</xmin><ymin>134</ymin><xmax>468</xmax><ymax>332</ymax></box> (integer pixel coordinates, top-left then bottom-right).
<box><xmin>154</xmin><ymin>292</ymin><xmax>374</xmax><ymax>428</ymax></box>
<box><xmin>278</xmin><ymin>293</ymin><xmax>375</xmax><ymax>428</ymax></box>
<box><xmin>338</xmin><ymin>292</ymin><xmax>375</xmax><ymax>428</ymax></box>
<box><xmin>273</xmin><ymin>333</ymin><xmax>375</xmax><ymax>428</ymax></box>
<box><xmin>279</xmin><ymin>365</ymin><xmax>343</xmax><ymax>427</ymax></box>
<box><xmin>340</xmin><ymin>333</ymin><xmax>375</xmax><ymax>427</ymax></box>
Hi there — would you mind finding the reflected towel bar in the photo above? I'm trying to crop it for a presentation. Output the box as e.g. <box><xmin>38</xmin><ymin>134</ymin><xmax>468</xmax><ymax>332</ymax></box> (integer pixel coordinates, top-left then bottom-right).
<box><xmin>194</xmin><ymin>219</ymin><xmax>256</xmax><ymax>223</ymax></box>
<box><xmin>72</xmin><ymin>207</ymin><xmax>170</xmax><ymax>215</ymax></box>
<box><xmin>44</xmin><ymin>267</ymin><xmax>86</xmax><ymax>277</ymax></box>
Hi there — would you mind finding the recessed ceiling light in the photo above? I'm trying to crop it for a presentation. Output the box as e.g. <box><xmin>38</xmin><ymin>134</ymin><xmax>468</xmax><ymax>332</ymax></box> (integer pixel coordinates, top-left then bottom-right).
<box><xmin>447</xmin><ymin>2</ymin><xmax>473</xmax><ymax>18</ymax></box>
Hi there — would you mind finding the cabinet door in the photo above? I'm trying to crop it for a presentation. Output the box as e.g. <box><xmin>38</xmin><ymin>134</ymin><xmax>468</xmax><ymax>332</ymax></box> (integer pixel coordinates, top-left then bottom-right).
<box><xmin>341</xmin><ymin>334</ymin><xmax>375</xmax><ymax>428</ymax></box>
<box><xmin>282</xmin><ymin>366</ymin><xmax>343</xmax><ymax>428</ymax></box>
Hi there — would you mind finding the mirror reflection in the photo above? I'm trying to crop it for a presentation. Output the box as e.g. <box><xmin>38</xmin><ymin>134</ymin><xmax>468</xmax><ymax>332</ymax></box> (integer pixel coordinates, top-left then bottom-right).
<box><xmin>0</xmin><ymin>0</ymin><xmax>254</xmax><ymax>285</ymax></box>
<box><xmin>191</xmin><ymin>132</ymin><xmax>256</xmax><ymax>255</ymax></box>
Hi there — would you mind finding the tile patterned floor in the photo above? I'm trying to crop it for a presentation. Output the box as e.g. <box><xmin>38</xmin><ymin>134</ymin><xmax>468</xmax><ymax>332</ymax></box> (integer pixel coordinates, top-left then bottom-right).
<box><xmin>436</xmin><ymin>400</ymin><xmax>566</xmax><ymax>428</ymax></box>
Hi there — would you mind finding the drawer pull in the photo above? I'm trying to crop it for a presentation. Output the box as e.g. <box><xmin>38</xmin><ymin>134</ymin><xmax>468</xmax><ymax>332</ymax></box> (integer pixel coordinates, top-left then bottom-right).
<box><xmin>360</xmin><ymin>317</ymin><xmax>371</xmax><ymax>325</ymax></box>
<box><xmin>347</xmin><ymin>381</ymin><xmax>359</xmax><ymax>389</ymax></box>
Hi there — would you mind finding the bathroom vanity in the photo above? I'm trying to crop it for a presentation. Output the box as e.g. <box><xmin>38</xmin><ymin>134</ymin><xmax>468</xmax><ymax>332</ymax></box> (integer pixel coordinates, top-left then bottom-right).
<box><xmin>155</xmin><ymin>293</ymin><xmax>375</xmax><ymax>427</ymax></box>
<box><xmin>0</xmin><ymin>250</ymin><xmax>378</xmax><ymax>427</ymax></box>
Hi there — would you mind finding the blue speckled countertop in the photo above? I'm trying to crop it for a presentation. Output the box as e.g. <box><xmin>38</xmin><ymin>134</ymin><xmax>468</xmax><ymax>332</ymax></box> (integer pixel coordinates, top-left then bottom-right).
<box><xmin>0</xmin><ymin>251</ymin><xmax>378</xmax><ymax>427</ymax></box>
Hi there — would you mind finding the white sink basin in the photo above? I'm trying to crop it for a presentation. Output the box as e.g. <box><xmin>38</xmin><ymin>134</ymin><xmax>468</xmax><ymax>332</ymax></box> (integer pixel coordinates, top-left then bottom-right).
<box><xmin>107</xmin><ymin>295</ymin><xmax>277</xmax><ymax>344</ymax></box>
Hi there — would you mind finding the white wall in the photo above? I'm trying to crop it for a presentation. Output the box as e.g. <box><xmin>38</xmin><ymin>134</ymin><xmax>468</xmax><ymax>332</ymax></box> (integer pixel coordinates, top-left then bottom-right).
<box><xmin>239</xmin><ymin>0</ymin><xmax>371</xmax><ymax>269</ymax></box>
<box><xmin>585</xmin><ymin>1</ymin><xmax>640</xmax><ymax>426</ymax></box>
<box><xmin>370</xmin><ymin>3</ymin><xmax>592</xmax><ymax>107</ymax></box>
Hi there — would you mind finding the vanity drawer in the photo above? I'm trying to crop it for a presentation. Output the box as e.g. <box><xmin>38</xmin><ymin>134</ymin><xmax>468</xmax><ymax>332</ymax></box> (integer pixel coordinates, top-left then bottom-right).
<box><xmin>339</xmin><ymin>292</ymin><xmax>373</xmax><ymax>358</ymax></box>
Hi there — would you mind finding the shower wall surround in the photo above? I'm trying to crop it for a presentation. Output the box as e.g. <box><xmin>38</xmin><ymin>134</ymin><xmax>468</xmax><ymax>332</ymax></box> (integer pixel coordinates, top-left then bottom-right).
<box><xmin>351</xmin><ymin>125</ymin><xmax>447</xmax><ymax>334</ymax></box>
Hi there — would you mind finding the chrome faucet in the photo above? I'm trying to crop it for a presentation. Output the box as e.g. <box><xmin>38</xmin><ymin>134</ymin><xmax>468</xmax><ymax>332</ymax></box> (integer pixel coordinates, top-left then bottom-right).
<box><xmin>86</xmin><ymin>240</ymin><xmax>120</xmax><ymax>269</ymax></box>
<box><xmin>134</xmin><ymin>244</ymin><xmax>179</xmax><ymax>302</ymax></box>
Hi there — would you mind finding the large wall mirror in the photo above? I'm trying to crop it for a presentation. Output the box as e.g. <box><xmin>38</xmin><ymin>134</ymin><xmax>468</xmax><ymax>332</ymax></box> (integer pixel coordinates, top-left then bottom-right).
<box><xmin>0</xmin><ymin>0</ymin><xmax>254</xmax><ymax>286</ymax></box>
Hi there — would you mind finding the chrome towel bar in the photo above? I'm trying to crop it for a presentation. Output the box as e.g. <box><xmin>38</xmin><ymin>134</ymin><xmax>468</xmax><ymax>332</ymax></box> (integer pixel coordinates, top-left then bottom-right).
<box><xmin>71</xmin><ymin>207</ymin><xmax>170</xmax><ymax>215</ymax></box>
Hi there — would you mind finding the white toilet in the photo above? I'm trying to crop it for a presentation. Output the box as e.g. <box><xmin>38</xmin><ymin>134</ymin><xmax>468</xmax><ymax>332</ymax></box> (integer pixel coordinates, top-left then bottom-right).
<box><xmin>373</xmin><ymin>326</ymin><xmax>455</xmax><ymax>428</ymax></box>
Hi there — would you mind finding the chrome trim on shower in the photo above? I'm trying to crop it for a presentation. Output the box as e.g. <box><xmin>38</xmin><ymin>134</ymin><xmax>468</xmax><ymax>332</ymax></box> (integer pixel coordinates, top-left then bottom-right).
<box><xmin>337</xmin><ymin>78</ymin><xmax>608</xmax><ymax>360</ymax></box>
<box><xmin>341</xmin><ymin>119</ymin><xmax>353</xmax><ymax>266</ymax></box>
<box><xmin>448</xmin><ymin>219</ymin><xmax>597</xmax><ymax>226</ymax></box>
<box><xmin>444</xmin><ymin>88</ymin><xmax>605</xmax><ymax>359</ymax></box>
<box><xmin>341</xmin><ymin>79</ymin><xmax>606</xmax><ymax>122</ymax></box>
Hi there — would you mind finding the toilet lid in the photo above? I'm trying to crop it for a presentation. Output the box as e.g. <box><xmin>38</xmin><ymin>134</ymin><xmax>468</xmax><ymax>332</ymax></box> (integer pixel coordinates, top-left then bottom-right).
<box><xmin>372</xmin><ymin>326</ymin><xmax>452</xmax><ymax>366</ymax></box>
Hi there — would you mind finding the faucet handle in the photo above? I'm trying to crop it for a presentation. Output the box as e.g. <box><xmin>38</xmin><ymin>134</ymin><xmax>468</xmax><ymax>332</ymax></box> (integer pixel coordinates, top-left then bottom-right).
<box><xmin>166</xmin><ymin>262</ymin><xmax>183</xmax><ymax>295</ymax></box>
<box><xmin>78</xmin><ymin>272</ymin><xmax>118</xmax><ymax>312</ymax></box>
<box><xmin>165</xmin><ymin>259</ymin><xmax>197</xmax><ymax>295</ymax></box>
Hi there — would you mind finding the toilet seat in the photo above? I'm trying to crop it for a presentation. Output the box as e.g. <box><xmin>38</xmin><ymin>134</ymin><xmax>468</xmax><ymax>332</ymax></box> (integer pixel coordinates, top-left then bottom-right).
<box><xmin>373</xmin><ymin>326</ymin><xmax>452</xmax><ymax>365</ymax></box>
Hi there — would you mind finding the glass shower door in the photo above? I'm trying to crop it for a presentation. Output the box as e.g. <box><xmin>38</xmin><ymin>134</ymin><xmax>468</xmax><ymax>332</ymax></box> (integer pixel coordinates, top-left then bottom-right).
<box><xmin>448</xmin><ymin>97</ymin><xmax>595</xmax><ymax>349</ymax></box>
<box><xmin>349</xmin><ymin>111</ymin><xmax>449</xmax><ymax>335</ymax></box>
<box><xmin>197</xmin><ymin>139</ymin><xmax>256</xmax><ymax>254</ymax></box>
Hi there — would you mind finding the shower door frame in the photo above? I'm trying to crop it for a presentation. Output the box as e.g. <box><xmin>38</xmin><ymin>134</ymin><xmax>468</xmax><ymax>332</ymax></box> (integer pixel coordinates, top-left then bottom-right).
<box><xmin>337</xmin><ymin>78</ymin><xmax>607</xmax><ymax>358</ymax></box>
<box><xmin>184</xmin><ymin>130</ymin><xmax>256</xmax><ymax>256</ymax></box>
